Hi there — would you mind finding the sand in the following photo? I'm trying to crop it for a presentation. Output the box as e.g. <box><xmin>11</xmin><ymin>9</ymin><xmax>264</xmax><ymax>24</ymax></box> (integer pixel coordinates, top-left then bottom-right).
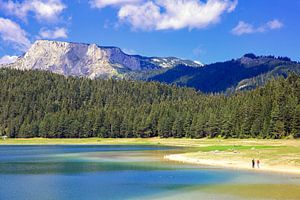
<box><xmin>164</xmin><ymin>154</ymin><xmax>300</xmax><ymax>175</ymax></box>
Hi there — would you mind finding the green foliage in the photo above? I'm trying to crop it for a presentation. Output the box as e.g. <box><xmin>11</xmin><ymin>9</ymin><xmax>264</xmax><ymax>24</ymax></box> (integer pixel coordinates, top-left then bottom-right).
<box><xmin>0</xmin><ymin>69</ymin><xmax>299</xmax><ymax>139</ymax></box>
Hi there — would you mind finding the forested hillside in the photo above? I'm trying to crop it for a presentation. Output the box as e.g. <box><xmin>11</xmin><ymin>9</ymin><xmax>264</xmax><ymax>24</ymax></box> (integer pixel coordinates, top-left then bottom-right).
<box><xmin>147</xmin><ymin>54</ymin><xmax>300</xmax><ymax>93</ymax></box>
<box><xmin>0</xmin><ymin>69</ymin><xmax>299</xmax><ymax>139</ymax></box>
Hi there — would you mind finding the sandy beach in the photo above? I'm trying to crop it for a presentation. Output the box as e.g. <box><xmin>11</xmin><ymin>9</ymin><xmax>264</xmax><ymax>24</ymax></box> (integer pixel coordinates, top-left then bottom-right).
<box><xmin>165</xmin><ymin>153</ymin><xmax>300</xmax><ymax>175</ymax></box>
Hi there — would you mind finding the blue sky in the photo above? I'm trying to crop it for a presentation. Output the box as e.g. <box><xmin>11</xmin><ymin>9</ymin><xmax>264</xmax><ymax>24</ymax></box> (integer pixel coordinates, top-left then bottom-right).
<box><xmin>0</xmin><ymin>0</ymin><xmax>299</xmax><ymax>64</ymax></box>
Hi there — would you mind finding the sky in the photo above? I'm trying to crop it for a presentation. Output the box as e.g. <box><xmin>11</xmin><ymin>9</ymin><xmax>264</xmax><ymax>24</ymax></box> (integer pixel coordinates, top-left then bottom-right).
<box><xmin>0</xmin><ymin>0</ymin><xmax>299</xmax><ymax>64</ymax></box>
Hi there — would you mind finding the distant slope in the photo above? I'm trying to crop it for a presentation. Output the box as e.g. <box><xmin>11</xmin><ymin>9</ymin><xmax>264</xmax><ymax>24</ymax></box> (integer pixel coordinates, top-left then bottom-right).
<box><xmin>147</xmin><ymin>54</ymin><xmax>300</xmax><ymax>93</ymax></box>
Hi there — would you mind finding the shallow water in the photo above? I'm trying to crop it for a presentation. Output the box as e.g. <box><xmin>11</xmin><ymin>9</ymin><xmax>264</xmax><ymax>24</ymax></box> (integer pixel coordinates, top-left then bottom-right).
<box><xmin>0</xmin><ymin>145</ymin><xmax>299</xmax><ymax>200</ymax></box>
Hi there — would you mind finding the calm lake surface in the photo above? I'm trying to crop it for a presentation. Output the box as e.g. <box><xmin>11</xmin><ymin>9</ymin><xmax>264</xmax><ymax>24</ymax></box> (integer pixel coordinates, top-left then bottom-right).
<box><xmin>0</xmin><ymin>145</ymin><xmax>300</xmax><ymax>200</ymax></box>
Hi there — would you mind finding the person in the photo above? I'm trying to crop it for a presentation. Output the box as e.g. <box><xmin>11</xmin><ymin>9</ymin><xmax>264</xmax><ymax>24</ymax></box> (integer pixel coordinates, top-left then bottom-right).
<box><xmin>252</xmin><ymin>159</ymin><xmax>255</xmax><ymax>168</ymax></box>
<box><xmin>257</xmin><ymin>159</ymin><xmax>260</xmax><ymax>168</ymax></box>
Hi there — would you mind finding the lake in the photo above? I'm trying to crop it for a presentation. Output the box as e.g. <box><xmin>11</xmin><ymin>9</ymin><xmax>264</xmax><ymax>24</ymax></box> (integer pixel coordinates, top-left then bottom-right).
<box><xmin>0</xmin><ymin>145</ymin><xmax>299</xmax><ymax>200</ymax></box>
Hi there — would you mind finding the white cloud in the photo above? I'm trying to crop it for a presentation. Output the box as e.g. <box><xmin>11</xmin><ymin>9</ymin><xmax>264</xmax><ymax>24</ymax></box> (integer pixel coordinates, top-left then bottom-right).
<box><xmin>118</xmin><ymin>1</ymin><xmax>160</xmax><ymax>30</ymax></box>
<box><xmin>92</xmin><ymin>0</ymin><xmax>238</xmax><ymax>30</ymax></box>
<box><xmin>158</xmin><ymin>0</ymin><xmax>238</xmax><ymax>30</ymax></box>
<box><xmin>232</xmin><ymin>19</ymin><xmax>283</xmax><ymax>36</ymax></box>
<box><xmin>267</xmin><ymin>19</ymin><xmax>283</xmax><ymax>30</ymax></box>
<box><xmin>231</xmin><ymin>21</ymin><xmax>256</xmax><ymax>35</ymax></box>
<box><xmin>121</xmin><ymin>48</ymin><xmax>137</xmax><ymax>55</ymax></box>
<box><xmin>0</xmin><ymin>17</ymin><xmax>31</xmax><ymax>51</ymax></box>
<box><xmin>90</xmin><ymin>0</ymin><xmax>142</xmax><ymax>8</ymax></box>
<box><xmin>227</xmin><ymin>0</ymin><xmax>238</xmax><ymax>12</ymax></box>
<box><xmin>0</xmin><ymin>0</ymin><xmax>66</xmax><ymax>23</ymax></box>
<box><xmin>39</xmin><ymin>27</ymin><xmax>68</xmax><ymax>39</ymax></box>
<box><xmin>0</xmin><ymin>55</ymin><xmax>18</xmax><ymax>65</ymax></box>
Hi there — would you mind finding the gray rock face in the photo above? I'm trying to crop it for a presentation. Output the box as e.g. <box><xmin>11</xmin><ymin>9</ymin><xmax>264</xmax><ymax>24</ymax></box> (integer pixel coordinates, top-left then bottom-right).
<box><xmin>1</xmin><ymin>40</ymin><xmax>202</xmax><ymax>78</ymax></box>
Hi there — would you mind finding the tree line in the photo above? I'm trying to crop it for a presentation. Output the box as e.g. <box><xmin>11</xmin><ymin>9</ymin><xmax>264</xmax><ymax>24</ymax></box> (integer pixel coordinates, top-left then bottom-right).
<box><xmin>0</xmin><ymin>68</ymin><xmax>299</xmax><ymax>139</ymax></box>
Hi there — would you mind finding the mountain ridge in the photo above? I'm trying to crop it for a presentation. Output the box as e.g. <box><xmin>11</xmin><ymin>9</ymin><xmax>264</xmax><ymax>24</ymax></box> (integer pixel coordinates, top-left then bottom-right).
<box><xmin>0</xmin><ymin>40</ymin><xmax>203</xmax><ymax>79</ymax></box>
<box><xmin>1</xmin><ymin>40</ymin><xmax>299</xmax><ymax>93</ymax></box>
<box><xmin>145</xmin><ymin>53</ymin><xmax>300</xmax><ymax>93</ymax></box>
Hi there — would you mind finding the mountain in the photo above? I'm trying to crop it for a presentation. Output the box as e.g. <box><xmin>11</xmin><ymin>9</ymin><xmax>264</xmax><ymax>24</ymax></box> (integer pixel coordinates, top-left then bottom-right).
<box><xmin>146</xmin><ymin>53</ymin><xmax>300</xmax><ymax>93</ymax></box>
<box><xmin>0</xmin><ymin>40</ymin><xmax>202</xmax><ymax>79</ymax></box>
<box><xmin>1</xmin><ymin>40</ymin><xmax>299</xmax><ymax>93</ymax></box>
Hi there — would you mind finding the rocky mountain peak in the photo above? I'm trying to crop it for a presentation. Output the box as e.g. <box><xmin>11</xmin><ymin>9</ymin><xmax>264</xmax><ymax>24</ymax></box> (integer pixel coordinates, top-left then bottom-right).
<box><xmin>0</xmin><ymin>40</ymin><xmax>202</xmax><ymax>79</ymax></box>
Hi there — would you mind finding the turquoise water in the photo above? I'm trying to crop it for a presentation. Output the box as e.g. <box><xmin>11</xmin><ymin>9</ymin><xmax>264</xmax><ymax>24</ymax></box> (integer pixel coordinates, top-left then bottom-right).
<box><xmin>0</xmin><ymin>145</ymin><xmax>299</xmax><ymax>200</ymax></box>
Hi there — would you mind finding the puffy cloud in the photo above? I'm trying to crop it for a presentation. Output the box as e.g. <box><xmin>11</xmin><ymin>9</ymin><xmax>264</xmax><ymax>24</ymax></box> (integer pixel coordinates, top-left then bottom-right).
<box><xmin>0</xmin><ymin>55</ymin><xmax>18</xmax><ymax>64</ymax></box>
<box><xmin>90</xmin><ymin>0</ymin><xmax>142</xmax><ymax>8</ymax></box>
<box><xmin>39</xmin><ymin>27</ymin><xmax>68</xmax><ymax>39</ymax></box>
<box><xmin>0</xmin><ymin>0</ymin><xmax>66</xmax><ymax>23</ymax></box>
<box><xmin>267</xmin><ymin>19</ymin><xmax>283</xmax><ymax>30</ymax></box>
<box><xmin>157</xmin><ymin>0</ymin><xmax>238</xmax><ymax>30</ymax></box>
<box><xmin>92</xmin><ymin>0</ymin><xmax>238</xmax><ymax>30</ymax></box>
<box><xmin>0</xmin><ymin>17</ymin><xmax>31</xmax><ymax>51</ymax></box>
<box><xmin>118</xmin><ymin>1</ymin><xmax>160</xmax><ymax>30</ymax></box>
<box><xmin>232</xmin><ymin>19</ymin><xmax>283</xmax><ymax>36</ymax></box>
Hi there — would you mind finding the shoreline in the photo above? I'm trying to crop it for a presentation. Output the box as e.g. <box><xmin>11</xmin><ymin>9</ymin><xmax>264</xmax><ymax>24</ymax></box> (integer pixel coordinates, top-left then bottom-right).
<box><xmin>2</xmin><ymin>138</ymin><xmax>300</xmax><ymax>176</ymax></box>
<box><xmin>164</xmin><ymin>154</ymin><xmax>300</xmax><ymax>175</ymax></box>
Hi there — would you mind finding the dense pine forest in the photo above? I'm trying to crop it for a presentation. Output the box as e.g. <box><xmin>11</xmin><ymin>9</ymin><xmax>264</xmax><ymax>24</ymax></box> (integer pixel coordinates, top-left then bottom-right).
<box><xmin>0</xmin><ymin>68</ymin><xmax>299</xmax><ymax>139</ymax></box>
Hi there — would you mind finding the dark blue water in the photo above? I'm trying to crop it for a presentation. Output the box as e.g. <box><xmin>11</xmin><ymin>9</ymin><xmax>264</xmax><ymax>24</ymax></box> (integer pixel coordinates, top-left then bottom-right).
<box><xmin>0</xmin><ymin>145</ymin><xmax>299</xmax><ymax>200</ymax></box>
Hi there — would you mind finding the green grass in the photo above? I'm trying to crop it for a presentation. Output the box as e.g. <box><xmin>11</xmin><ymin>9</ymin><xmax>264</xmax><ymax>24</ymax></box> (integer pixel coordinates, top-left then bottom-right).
<box><xmin>0</xmin><ymin>137</ymin><xmax>299</xmax><ymax>148</ymax></box>
<box><xmin>195</xmin><ymin>145</ymin><xmax>277</xmax><ymax>152</ymax></box>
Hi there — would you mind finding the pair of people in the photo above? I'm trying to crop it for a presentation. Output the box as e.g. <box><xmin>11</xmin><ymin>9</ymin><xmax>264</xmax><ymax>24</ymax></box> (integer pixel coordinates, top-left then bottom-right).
<box><xmin>252</xmin><ymin>159</ymin><xmax>260</xmax><ymax>168</ymax></box>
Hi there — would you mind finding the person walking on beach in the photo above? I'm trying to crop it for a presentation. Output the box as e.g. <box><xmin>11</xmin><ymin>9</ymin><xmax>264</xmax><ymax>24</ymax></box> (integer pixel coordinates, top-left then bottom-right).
<box><xmin>257</xmin><ymin>159</ymin><xmax>260</xmax><ymax>168</ymax></box>
<box><xmin>252</xmin><ymin>159</ymin><xmax>255</xmax><ymax>168</ymax></box>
